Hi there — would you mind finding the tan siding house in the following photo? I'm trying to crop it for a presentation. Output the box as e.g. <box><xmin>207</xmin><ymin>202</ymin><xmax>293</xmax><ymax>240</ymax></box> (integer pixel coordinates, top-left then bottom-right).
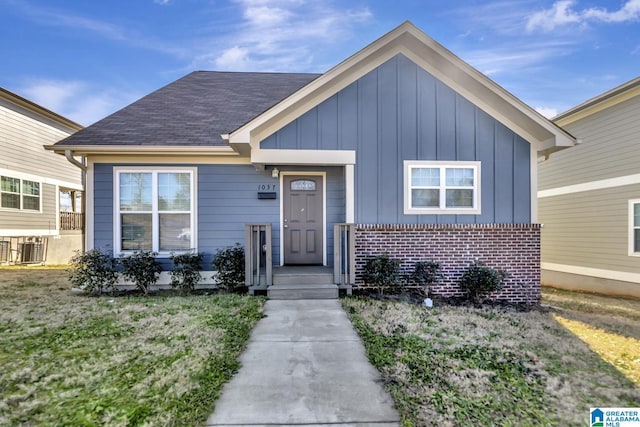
<box><xmin>539</xmin><ymin>77</ymin><xmax>640</xmax><ymax>297</ymax></box>
<box><xmin>0</xmin><ymin>88</ymin><xmax>84</xmax><ymax>264</ymax></box>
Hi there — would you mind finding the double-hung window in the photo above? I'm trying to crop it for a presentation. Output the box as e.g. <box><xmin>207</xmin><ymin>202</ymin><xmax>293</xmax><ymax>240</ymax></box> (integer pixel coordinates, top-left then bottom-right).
<box><xmin>115</xmin><ymin>168</ymin><xmax>196</xmax><ymax>255</ymax></box>
<box><xmin>404</xmin><ymin>161</ymin><xmax>481</xmax><ymax>215</ymax></box>
<box><xmin>629</xmin><ymin>200</ymin><xmax>640</xmax><ymax>256</ymax></box>
<box><xmin>0</xmin><ymin>176</ymin><xmax>40</xmax><ymax>211</ymax></box>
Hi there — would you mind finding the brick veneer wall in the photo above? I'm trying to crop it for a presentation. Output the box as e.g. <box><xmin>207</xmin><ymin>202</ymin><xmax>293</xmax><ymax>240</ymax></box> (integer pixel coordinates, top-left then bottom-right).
<box><xmin>354</xmin><ymin>224</ymin><xmax>541</xmax><ymax>304</ymax></box>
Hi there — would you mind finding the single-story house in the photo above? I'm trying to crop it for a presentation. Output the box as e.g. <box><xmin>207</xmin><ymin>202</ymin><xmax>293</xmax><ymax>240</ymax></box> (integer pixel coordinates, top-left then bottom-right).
<box><xmin>49</xmin><ymin>21</ymin><xmax>575</xmax><ymax>301</ymax></box>
<box><xmin>539</xmin><ymin>76</ymin><xmax>640</xmax><ymax>298</ymax></box>
<box><xmin>1</xmin><ymin>87</ymin><xmax>84</xmax><ymax>265</ymax></box>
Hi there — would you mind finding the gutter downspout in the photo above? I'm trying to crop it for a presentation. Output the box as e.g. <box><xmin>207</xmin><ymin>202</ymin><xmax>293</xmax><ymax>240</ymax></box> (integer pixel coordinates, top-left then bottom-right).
<box><xmin>64</xmin><ymin>150</ymin><xmax>87</xmax><ymax>252</ymax></box>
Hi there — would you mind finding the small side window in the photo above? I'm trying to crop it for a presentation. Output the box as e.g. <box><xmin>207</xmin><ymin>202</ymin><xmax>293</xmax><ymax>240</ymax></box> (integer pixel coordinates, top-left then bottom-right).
<box><xmin>291</xmin><ymin>180</ymin><xmax>316</xmax><ymax>191</ymax></box>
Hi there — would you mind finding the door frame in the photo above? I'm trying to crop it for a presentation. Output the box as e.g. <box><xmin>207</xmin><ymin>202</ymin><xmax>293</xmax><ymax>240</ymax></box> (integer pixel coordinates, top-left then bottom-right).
<box><xmin>279</xmin><ymin>171</ymin><xmax>327</xmax><ymax>266</ymax></box>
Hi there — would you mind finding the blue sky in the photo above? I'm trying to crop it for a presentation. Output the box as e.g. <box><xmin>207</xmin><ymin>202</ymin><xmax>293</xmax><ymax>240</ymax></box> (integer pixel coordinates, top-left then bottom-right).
<box><xmin>1</xmin><ymin>0</ymin><xmax>638</xmax><ymax>126</ymax></box>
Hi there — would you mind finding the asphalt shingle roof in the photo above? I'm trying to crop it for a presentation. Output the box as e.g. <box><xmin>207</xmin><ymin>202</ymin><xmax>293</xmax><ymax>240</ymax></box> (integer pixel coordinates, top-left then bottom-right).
<box><xmin>54</xmin><ymin>71</ymin><xmax>320</xmax><ymax>147</ymax></box>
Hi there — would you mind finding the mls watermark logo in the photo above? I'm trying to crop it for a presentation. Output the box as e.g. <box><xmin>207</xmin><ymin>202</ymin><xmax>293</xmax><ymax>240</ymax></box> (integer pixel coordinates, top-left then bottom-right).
<box><xmin>591</xmin><ymin>408</ymin><xmax>640</xmax><ymax>427</ymax></box>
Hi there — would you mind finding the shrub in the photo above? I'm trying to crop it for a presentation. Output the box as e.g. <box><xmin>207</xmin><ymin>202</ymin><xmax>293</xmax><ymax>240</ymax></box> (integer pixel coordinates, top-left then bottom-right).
<box><xmin>120</xmin><ymin>250</ymin><xmax>162</xmax><ymax>295</ymax></box>
<box><xmin>410</xmin><ymin>260</ymin><xmax>441</xmax><ymax>297</ymax></box>
<box><xmin>213</xmin><ymin>244</ymin><xmax>245</xmax><ymax>292</ymax></box>
<box><xmin>458</xmin><ymin>261</ymin><xmax>507</xmax><ymax>303</ymax></box>
<box><xmin>170</xmin><ymin>252</ymin><xmax>204</xmax><ymax>293</ymax></box>
<box><xmin>362</xmin><ymin>253</ymin><xmax>401</xmax><ymax>293</ymax></box>
<box><xmin>68</xmin><ymin>248</ymin><xmax>118</xmax><ymax>295</ymax></box>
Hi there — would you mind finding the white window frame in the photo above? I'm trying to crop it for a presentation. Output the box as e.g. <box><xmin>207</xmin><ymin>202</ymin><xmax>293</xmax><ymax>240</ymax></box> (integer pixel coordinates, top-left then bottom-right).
<box><xmin>0</xmin><ymin>175</ymin><xmax>41</xmax><ymax>212</ymax></box>
<box><xmin>403</xmin><ymin>160</ymin><xmax>481</xmax><ymax>215</ymax></box>
<box><xmin>114</xmin><ymin>167</ymin><xmax>197</xmax><ymax>256</ymax></box>
<box><xmin>628</xmin><ymin>199</ymin><xmax>640</xmax><ymax>257</ymax></box>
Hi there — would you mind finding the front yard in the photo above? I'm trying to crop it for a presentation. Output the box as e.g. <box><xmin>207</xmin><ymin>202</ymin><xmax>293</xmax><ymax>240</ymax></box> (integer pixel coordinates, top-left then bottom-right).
<box><xmin>344</xmin><ymin>289</ymin><xmax>640</xmax><ymax>426</ymax></box>
<box><xmin>2</xmin><ymin>268</ymin><xmax>639</xmax><ymax>426</ymax></box>
<box><xmin>0</xmin><ymin>268</ymin><xmax>264</xmax><ymax>426</ymax></box>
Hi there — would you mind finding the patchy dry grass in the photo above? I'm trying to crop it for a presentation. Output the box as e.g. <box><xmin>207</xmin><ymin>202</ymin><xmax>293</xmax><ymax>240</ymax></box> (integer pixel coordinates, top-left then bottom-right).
<box><xmin>343</xmin><ymin>294</ymin><xmax>640</xmax><ymax>427</ymax></box>
<box><xmin>0</xmin><ymin>268</ymin><xmax>265</xmax><ymax>427</ymax></box>
<box><xmin>542</xmin><ymin>287</ymin><xmax>640</xmax><ymax>385</ymax></box>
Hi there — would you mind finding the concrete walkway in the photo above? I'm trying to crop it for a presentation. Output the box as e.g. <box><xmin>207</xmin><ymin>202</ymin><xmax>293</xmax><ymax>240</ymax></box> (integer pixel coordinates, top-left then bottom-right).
<box><xmin>206</xmin><ymin>299</ymin><xmax>400</xmax><ymax>427</ymax></box>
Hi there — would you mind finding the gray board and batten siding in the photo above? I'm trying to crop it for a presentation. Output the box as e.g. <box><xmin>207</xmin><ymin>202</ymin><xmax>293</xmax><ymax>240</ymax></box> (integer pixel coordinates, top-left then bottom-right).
<box><xmin>93</xmin><ymin>164</ymin><xmax>344</xmax><ymax>267</ymax></box>
<box><xmin>261</xmin><ymin>54</ymin><xmax>531</xmax><ymax>225</ymax></box>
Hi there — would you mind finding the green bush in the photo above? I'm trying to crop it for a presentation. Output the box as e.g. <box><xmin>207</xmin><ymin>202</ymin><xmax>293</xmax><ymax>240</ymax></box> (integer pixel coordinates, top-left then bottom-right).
<box><xmin>68</xmin><ymin>248</ymin><xmax>118</xmax><ymax>295</ymax></box>
<box><xmin>213</xmin><ymin>244</ymin><xmax>245</xmax><ymax>292</ymax></box>
<box><xmin>362</xmin><ymin>253</ymin><xmax>401</xmax><ymax>293</ymax></box>
<box><xmin>458</xmin><ymin>261</ymin><xmax>507</xmax><ymax>303</ymax></box>
<box><xmin>120</xmin><ymin>250</ymin><xmax>162</xmax><ymax>295</ymax></box>
<box><xmin>170</xmin><ymin>252</ymin><xmax>204</xmax><ymax>293</ymax></box>
<box><xmin>410</xmin><ymin>260</ymin><xmax>441</xmax><ymax>297</ymax></box>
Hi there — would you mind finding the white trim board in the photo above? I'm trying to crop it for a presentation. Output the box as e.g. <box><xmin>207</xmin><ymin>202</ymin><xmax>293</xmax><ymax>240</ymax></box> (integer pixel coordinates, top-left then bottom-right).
<box><xmin>0</xmin><ymin>167</ymin><xmax>82</xmax><ymax>190</ymax></box>
<box><xmin>0</xmin><ymin>229</ymin><xmax>59</xmax><ymax>236</ymax></box>
<box><xmin>538</xmin><ymin>173</ymin><xmax>640</xmax><ymax>198</ymax></box>
<box><xmin>541</xmin><ymin>262</ymin><xmax>640</xmax><ymax>284</ymax></box>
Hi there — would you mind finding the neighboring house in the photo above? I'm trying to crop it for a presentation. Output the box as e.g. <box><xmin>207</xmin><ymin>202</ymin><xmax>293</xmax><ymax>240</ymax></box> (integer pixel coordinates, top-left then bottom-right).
<box><xmin>49</xmin><ymin>22</ymin><xmax>574</xmax><ymax>301</ymax></box>
<box><xmin>539</xmin><ymin>77</ymin><xmax>640</xmax><ymax>298</ymax></box>
<box><xmin>0</xmin><ymin>88</ymin><xmax>84</xmax><ymax>265</ymax></box>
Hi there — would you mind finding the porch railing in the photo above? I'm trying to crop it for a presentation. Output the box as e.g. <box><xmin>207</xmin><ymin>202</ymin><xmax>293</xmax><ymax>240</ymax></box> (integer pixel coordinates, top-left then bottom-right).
<box><xmin>245</xmin><ymin>224</ymin><xmax>272</xmax><ymax>292</ymax></box>
<box><xmin>334</xmin><ymin>223</ymin><xmax>355</xmax><ymax>291</ymax></box>
<box><xmin>60</xmin><ymin>211</ymin><xmax>84</xmax><ymax>231</ymax></box>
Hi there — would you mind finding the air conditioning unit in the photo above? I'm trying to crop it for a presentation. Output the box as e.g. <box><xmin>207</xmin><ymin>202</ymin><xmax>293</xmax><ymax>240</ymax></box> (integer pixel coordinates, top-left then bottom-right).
<box><xmin>17</xmin><ymin>238</ymin><xmax>47</xmax><ymax>264</ymax></box>
<box><xmin>0</xmin><ymin>241</ymin><xmax>9</xmax><ymax>263</ymax></box>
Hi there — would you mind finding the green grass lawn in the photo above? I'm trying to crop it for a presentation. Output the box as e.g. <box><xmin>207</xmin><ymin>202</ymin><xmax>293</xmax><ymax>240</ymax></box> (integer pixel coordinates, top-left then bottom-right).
<box><xmin>343</xmin><ymin>289</ymin><xmax>640</xmax><ymax>427</ymax></box>
<box><xmin>0</xmin><ymin>268</ymin><xmax>265</xmax><ymax>427</ymax></box>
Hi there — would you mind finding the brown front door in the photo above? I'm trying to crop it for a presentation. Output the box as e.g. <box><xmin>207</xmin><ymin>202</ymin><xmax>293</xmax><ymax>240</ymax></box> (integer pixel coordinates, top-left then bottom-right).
<box><xmin>283</xmin><ymin>175</ymin><xmax>323</xmax><ymax>265</ymax></box>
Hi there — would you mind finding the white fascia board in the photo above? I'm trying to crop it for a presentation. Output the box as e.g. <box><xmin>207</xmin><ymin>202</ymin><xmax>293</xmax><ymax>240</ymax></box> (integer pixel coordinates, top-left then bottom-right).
<box><xmin>88</xmin><ymin>154</ymin><xmax>251</xmax><ymax>165</ymax></box>
<box><xmin>251</xmin><ymin>149</ymin><xmax>356</xmax><ymax>166</ymax></box>
<box><xmin>46</xmin><ymin>145</ymin><xmax>238</xmax><ymax>156</ymax></box>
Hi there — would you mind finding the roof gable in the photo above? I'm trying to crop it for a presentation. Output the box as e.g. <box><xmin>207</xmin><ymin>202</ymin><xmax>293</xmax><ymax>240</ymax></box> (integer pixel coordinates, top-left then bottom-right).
<box><xmin>229</xmin><ymin>21</ymin><xmax>575</xmax><ymax>159</ymax></box>
<box><xmin>554</xmin><ymin>76</ymin><xmax>640</xmax><ymax>126</ymax></box>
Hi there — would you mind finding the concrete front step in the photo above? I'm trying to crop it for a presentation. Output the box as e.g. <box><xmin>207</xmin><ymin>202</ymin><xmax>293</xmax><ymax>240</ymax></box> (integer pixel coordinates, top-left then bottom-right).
<box><xmin>268</xmin><ymin>284</ymin><xmax>339</xmax><ymax>300</ymax></box>
<box><xmin>272</xmin><ymin>272</ymin><xmax>334</xmax><ymax>286</ymax></box>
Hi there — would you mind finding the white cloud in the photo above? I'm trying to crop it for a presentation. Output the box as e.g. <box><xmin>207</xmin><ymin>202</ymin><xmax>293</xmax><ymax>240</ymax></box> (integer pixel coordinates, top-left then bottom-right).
<box><xmin>200</xmin><ymin>0</ymin><xmax>373</xmax><ymax>72</ymax></box>
<box><xmin>154</xmin><ymin>0</ymin><xmax>172</xmax><ymax>4</ymax></box>
<box><xmin>462</xmin><ymin>40</ymin><xmax>574</xmax><ymax>76</ymax></box>
<box><xmin>527</xmin><ymin>0</ymin><xmax>640</xmax><ymax>33</ymax></box>
<box><xmin>19</xmin><ymin>79</ymin><xmax>140</xmax><ymax>126</ymax></box>
<box><xmin>215</xmin><ymin>46</ymin><xmax>251</xmax><ymax>70</ymax></box>
<box><xmin>535</xmin><ymin>106</ymin><xmax>559</xmax><ymax>118</ymax></box>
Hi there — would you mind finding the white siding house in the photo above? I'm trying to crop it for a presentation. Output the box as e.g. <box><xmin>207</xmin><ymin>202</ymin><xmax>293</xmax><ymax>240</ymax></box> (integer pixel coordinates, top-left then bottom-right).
<box><xmin>539</xmin><ymin>77</ymin><xmax>640</xmax><ymax>298</ymax></box>
<box><xmin>0</xmin><ymin>87</ymin><xmax>84</xmax><ymax>264</ymax></box>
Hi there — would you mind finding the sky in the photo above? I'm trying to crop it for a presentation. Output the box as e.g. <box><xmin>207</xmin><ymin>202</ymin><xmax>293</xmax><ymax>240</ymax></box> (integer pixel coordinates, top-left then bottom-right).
<box><xmin>1</xmin><ymin>0</ymin><xmax>639</xmax><ymax>126</ymax></box>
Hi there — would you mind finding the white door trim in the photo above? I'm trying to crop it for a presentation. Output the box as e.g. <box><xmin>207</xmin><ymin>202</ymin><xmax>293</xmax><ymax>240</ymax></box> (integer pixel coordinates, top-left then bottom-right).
<box><xmin>279</xmin><ymin>171</ymin><xmax>327</xmax><ymax>266</ymax></box>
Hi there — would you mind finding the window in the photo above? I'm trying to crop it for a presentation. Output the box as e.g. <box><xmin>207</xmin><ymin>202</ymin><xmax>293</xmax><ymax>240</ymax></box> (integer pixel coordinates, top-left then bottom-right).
<box><xmin>629</xmin><ymin>200</ymin><xmax>640</xmax><ymax>256</ymax></box>
<box><xmin>404</xmin><ymin>161</ymin><xmax>481</xmax><ymax>215</ymax></box>
<box><xmin>0</xmin><ymin>176</ymin><xmax>40</xmax><ymax>211</ymax></box>
<box><xmin>115</xmin><ymin>168</ymin><xmax>196</xmax><ymax>254</ymax></box>
<box><xmin>60</xmin><ymin>190</ymin><xmax>83</xmax><ymax>212</ymax></box>
<box><xmin>290</xmin><ymin>180</ymin><xmax>316</xmax><ymax>191</ymax></box>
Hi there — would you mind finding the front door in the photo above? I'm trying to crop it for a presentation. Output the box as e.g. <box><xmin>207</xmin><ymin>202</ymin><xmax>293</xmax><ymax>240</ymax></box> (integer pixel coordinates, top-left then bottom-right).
<box><xmin>283</xmin><ymin>175</ymin><xmax>323</xmax><ymax>265</ymax></box>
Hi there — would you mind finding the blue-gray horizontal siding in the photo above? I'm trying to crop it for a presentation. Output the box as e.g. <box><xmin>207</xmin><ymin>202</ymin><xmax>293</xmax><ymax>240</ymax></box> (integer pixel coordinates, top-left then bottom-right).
<box><xmin>92</xmin><ymin>164</ymin><xmax>344</xmax><ymax>267</ymax></box>
<box><xmin>261</xmin><ymin>54</ymin><xmax>531</xmax><ymax>224</ymax></box>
